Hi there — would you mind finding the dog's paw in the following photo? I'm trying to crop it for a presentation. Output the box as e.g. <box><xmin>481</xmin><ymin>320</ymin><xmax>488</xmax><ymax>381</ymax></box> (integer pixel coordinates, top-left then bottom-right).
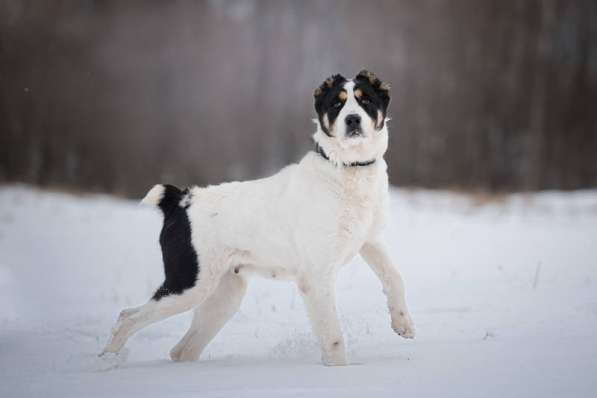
<box><xmin>321</xmin><ymin>342</ymin><xmax>349</xmax><ymax>366</ymax></box>
<box><xmin>96</xmin><ymin>348</ymin><xmax>129</xmax><ymax>371</ymax></box>
<box><xmin>391</xmin><ymin>312</ymin><xmax>415</xmax><ymax>339</ymax></box>
<box><xmin>322</xmin><ymin>355</ymin><xmax>349</xmax><ymax>367</ymax></box>
<box><xmin>169</xmin><ymin>346</ymin><xmax>184</xmax><ymax>362</ymax></box>
<box><xmin>170</xmin><ymin>347</ymin><xmax>198</xmax><ymax>362</ymax></box>
<box><xmin>170</xmin><ymin>342</ymin><xmax>201</xmax><ymax>362</ymax></box>
<box><xmin>322</xmin><ymin>359</ymin><xmax>349</xmax><ymax>367</ymax></box>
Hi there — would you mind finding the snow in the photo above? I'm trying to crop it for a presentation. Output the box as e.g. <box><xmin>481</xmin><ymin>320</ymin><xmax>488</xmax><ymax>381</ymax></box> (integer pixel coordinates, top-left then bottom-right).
<box><xmin>1</xmin><ymin>184</ymin><xmax>596</xmax><ymax>397</ymax></box>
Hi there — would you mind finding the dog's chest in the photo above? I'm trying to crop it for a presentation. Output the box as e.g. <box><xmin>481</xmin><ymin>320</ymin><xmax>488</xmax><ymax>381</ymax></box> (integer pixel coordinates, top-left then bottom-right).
<box><xmin>333</xmin><ymin>167</ymin><xmax>385</xmax><ymax>259</ymax></box>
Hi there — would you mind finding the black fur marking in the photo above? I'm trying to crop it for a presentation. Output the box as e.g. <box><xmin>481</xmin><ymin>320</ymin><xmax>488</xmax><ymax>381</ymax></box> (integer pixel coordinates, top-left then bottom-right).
<box><xmin>354</xmin><ymin>70</ymin><xmax>391</xmax><ymax>130</ymax></box>
<box><xmin>152</xmin><ymin>184</ymin><xmax>199</xmax><ymax>301</ymax></box>
<box><xmin>314</xmin><ymin>74</ymin><xmax>348</xmax><ymax>136</ymax></box>
<box><xmin>314</xmin><ymin>141</ymin><xmax>376</xmax><ymax>167</ymax></box>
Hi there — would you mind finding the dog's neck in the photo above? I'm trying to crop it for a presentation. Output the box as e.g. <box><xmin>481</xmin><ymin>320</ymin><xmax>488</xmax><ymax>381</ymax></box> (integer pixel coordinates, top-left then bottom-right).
<box><xmin>314</xmin><ymin>142</ymin><xmax>376</xmax><ymax>168</ymax></box>
<box><xmin>311</xmin><ymin>123</ymin><xmax>388</xmax><ymax>169</ymax></box>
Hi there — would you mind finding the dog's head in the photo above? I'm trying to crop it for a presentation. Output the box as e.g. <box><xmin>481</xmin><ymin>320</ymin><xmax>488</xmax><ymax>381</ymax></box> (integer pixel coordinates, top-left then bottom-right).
<box><xmin>313</xmin><ymin>70</ymin><xmax>391</xmax><ymax>165</ymax></box>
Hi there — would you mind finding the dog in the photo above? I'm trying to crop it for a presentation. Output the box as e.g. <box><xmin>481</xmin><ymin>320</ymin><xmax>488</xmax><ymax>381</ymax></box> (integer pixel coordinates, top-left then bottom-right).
<box><xmin>101</xmin><ymin>70</ymin><xmax>415</xmax><ymax>366</ymax></box>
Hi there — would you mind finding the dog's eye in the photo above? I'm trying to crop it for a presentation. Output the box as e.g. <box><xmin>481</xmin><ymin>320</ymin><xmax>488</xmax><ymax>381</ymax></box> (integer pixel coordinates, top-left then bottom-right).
<box><xmin>333</xmin><ymin>102</ymin><xmax>342</xmax><ymax>108</ymax></box>
<box><xmin>361</xmin><ymin>98</ymin><xmax>370</xmax><ymax>105</ymax></box>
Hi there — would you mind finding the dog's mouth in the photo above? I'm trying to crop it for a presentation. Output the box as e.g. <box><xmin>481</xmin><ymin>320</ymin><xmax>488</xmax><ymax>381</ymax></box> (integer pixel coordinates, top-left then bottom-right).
<box><xmin>339</xmin><ymin>133</ymin><xmax>368</xmax><ymax>149</ymax></box>
<box><xmin>345</xmin><ymin>127</ymin><xmax>363</xmax><ymax>138</ymax></box>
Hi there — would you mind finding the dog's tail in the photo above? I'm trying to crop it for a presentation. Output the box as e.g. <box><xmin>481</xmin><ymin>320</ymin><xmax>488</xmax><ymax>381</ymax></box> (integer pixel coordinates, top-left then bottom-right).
<box><xmin>141</xmin><ymin>184</ymin><xmax>186</xmax><ymax>214</ymax></box>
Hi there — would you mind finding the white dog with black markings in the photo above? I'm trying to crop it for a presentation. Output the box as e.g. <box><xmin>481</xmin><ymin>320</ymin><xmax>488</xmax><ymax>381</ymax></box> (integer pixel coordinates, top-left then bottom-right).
<box><xmin>101</xmin><ymin>70</ymin><xmax>415</xmax><ymax>366</ymax></box>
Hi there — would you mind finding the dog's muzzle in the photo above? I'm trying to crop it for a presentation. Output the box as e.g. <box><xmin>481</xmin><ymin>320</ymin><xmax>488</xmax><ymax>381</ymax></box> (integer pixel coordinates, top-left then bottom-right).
<box><xmin>345</xmin><ymin>114</ymin><xmax>362</xmax><ymax>137</ymax></box>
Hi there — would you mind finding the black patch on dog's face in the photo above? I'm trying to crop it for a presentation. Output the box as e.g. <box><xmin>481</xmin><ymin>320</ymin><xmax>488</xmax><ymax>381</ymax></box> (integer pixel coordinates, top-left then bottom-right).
<box><xmin>354</xmin><ymin>70</ymin><xmax>391</xmax><ymax>130</ymax></box>
<box><xmin>313</xmin><ymin>74</ymin><xmax>348</xmax><ymax>136</ymax></box>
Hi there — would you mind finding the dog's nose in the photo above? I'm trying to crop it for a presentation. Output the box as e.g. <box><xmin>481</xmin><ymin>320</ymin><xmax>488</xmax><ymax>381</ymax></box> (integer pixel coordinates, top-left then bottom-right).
<box><xmin>345</xmin><ymin>114</ymin><xmax>361</xmax><ymax>129</ymax></box>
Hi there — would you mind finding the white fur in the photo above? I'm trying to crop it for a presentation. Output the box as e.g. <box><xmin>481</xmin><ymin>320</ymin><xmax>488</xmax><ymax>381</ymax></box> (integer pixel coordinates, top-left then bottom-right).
<box><xmin>140</xmin><ymin>184</ymin><xmax>164</xmax><ymax>206</ymax></box>
<box><xmin>102</xmin><ymin>82</ymin><xmax>415</xmax><ymax>366</ymax></box>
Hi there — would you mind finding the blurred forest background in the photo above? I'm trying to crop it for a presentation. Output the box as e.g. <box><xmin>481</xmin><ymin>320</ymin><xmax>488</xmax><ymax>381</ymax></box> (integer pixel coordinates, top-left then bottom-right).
<box><xmin>1</xmin><ymin>0</ymin><xmax>596</xmax><ymax>197</ymax></box>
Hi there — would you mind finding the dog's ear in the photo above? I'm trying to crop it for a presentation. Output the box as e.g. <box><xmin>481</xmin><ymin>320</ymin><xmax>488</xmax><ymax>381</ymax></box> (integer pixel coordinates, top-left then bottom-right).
<box><xmin>355</xmin><ymin>69</ymin><xmax>390</xmax><ymax>109</ymax></box>
<box><xmin>313</xmin><ymin>74</ymin><xmax>347</xmax><ymax>136</ymax></box>
<box><xmin>355</xmin><ymin>70</ymin><xmax>390</xmax><ymax>93</ymax></box>
<box><xmin>313</xmin><ymin>74</ymin><xmax>346</xmax><ymax>100</ymax></box>
<box><xmin>354</xmin><ymin>70</ymin><xmax>391</xmax><ymax>130</ymax></box>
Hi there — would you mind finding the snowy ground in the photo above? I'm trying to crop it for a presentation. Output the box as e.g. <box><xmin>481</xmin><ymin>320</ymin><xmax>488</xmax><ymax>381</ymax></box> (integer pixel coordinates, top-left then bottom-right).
<box><xmin>1</xmin><ymin>184</ymin><xmax>596</xmax><ymax>398</ymax></box>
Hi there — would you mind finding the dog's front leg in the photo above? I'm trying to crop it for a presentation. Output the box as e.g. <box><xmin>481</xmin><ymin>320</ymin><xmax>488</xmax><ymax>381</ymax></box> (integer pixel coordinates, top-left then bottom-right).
<box><xmin>299</xmin><ymin>275</ymin><xmax>348</xmax><ymax>366</ymax></box>
<box><xmin>360</xmin><ymin>239</ymin><xmax>415</xmax><ymax>338</ymax></box>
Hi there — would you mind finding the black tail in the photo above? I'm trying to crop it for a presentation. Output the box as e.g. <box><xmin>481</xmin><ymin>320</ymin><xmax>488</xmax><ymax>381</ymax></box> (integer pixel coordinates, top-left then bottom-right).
<box><xmin>141</xmin><ymin>183</ymin><xmax>200</xmax><ymax>301</ymax></box>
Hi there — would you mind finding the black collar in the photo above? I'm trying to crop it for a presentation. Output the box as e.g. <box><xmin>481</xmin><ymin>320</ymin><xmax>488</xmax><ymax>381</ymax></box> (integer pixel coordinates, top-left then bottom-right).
<box><xmin>314</xmin><ymin>142</ymin><xmax>376</xmax><ymax>167</ymax></box>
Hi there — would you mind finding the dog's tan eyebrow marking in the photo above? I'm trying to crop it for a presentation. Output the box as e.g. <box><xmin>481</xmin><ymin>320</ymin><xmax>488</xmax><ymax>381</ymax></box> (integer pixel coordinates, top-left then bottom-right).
<box><xmin>339</xmin><ymin>91</ymin><xmax>347</xmax><ymax>101</ymax></box>
<box><xmin>354</xmin><ymin>88</ymin><xmax>363</xmax><ymax>98</ymax></box>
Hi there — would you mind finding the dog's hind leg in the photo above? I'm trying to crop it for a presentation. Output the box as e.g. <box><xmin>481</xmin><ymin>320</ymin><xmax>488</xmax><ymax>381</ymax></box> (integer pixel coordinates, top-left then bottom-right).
<box><xmin>100</xmin><ymin>274</ymin><xmax>222</xmax><ymax>356</ymax></box>
<box><xmin>170</xmin><ymin>270</ymin><xmax>247</xmax><ymax>362</ymax></box>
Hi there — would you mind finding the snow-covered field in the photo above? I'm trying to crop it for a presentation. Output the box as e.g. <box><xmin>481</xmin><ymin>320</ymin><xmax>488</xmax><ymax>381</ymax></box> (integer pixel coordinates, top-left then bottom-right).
<box><xmin>1</xmin><ymin>185</ymin><xmax>596</xmax><ymax>397</ymax></box>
